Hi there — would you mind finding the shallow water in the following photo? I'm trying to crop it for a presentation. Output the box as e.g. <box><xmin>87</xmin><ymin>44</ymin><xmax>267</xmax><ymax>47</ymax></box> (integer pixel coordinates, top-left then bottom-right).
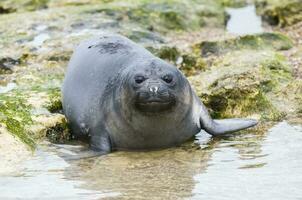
<box><xmin>226</xmin><ymin>5</ymin><xmax>263</xmax><ymax>35</ymax></box>
<box><xmin>30</xmin><ymin>33</ymin><xmax>50</xmax><ymax>47</ymax></box>
<box><xmin>1</xmin><ymin>121</ymin><xmax>302</xmax><ymax>199</ymax></box>
<box><xmin>0</xmin><ymin>83</ymin><xmax>16</xmax><ymax>94</ymax></box>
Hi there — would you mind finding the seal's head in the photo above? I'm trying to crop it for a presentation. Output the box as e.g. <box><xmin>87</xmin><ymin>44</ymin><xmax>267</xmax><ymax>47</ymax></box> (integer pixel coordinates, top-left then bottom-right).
<box><xmin>121</xmin><ymin>58</ymin><xmax>190</xmax><ymax>115</ymax></box>
<box><xmin>133</xmin><ymin>71</ymin><xmax>176</xmax><ymax>113</ymax></box>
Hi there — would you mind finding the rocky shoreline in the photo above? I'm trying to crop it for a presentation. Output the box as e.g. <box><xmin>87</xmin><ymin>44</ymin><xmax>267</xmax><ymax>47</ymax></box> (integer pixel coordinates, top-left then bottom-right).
<box><xmin>0</xmin><ymin>0</ymin><xmax>301</xmax><ymax>173</ymax></box>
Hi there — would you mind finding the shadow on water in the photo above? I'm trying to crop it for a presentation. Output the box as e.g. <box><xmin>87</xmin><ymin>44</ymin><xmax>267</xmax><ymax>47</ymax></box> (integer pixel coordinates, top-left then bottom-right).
<box><xmin>0</xmin><ymin>121</ymin><xmax>302</xmax><ymax>199</ymax></box>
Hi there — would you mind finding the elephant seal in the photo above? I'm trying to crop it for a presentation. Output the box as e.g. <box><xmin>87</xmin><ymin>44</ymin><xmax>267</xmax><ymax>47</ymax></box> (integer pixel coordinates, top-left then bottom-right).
<box><xmin>62</xmin><ymin>34</ymin><xmax>257</xmax><ymax>153</ymax></box>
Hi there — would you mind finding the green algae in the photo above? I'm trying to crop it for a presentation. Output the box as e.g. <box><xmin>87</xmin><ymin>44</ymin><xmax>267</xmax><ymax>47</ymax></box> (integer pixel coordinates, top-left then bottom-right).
<box><xmin>44</xmin><ymin>87</ymin><xmax>62</xmax><ymax>113</ymax></box>
<box><xmin>0</xmin><ymin>92</ymin><xmax>35</xmax><ymax>149</ymax></box>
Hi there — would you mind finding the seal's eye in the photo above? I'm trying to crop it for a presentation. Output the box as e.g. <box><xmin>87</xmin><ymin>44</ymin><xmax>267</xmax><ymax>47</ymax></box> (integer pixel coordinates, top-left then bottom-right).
<box><xmin>134</xmin><ymin>75</ymin><xmax>145</xmax><ymax>84</ymax></box>
<box><xmin>162</xmin><ymin>74</ymin><xmax>173</xmax><ymax>84</ymax></box>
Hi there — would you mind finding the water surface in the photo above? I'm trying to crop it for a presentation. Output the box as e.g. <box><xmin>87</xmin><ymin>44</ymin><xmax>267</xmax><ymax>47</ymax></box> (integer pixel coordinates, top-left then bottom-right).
<box><xmin>1</xmin><ymin>121</ymin><xmax>301</xmax><ymax>199</ymax></box>
<box><xmin>226</xmin><ymin>5</ymin><xmax>263</xmax><ymax>35</ymax></box>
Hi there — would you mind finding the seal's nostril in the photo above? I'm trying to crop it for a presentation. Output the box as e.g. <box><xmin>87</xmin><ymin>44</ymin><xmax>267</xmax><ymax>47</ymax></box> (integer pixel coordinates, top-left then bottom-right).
<box><xmin>154</xmin><ymin>86</ymin><xmax>158</xmax><ymax>93</ymax></box>
<box><xmin>149</xmin><ymin>86</ymin><xmax>159</xmax><ymax>93</ymax></box>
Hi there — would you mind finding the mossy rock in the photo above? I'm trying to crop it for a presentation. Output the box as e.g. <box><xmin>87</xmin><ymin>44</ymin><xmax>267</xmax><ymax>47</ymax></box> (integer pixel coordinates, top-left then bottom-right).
<box><xmin>149</xmin><ymin>46</ymin><xmax>181</xmax><ymax>62</ymax></box>
<box><xmin>189</xmin><ymin>50</ymin><xmax>293</xmax><ymax>121</ymax></box>
<box><xmin>0</xmin><ymin>91</ymin><xmax>35</xmax><ymax>149</ymax></box>
<box><xmin>256</xmin><ymin>0</ymin><xmax>302</xmax><ymax>26</ymax></box>
<box><xmin>199</xmin><ymin>32</ymin><xmax>293</xmax><ymax>56</ymax></box>
<box><xmin>82</xmin><ymin>0</ymin><xmax>226</xmax><ymax>33</ymax></box>
<box><xmin>200</xmin><ymin>72</ymin><xmax>284</xmax><ymax>121</ymax></box>
<box><xmin>32</xmin><ymin>114</ymin><xmax>70</xmax><ymax>143</ymax></box>
<box><xmin>219</xmin><ymin>0</ymin><xmax>248</xmax><ymax>8</ymax></box>
<box><xmin>178</xmin><ymin>54</ymin><xmax>206</xmax><ymax>76</ymax></box>
<box><xmin>148</xmin><ymin>45</ymin><xmax>206</xmax><ymax>76</ymax></box>
<box><xmin>0</xmin><ymin>0</ymin><xmax>49</xmax><ymax>13</ymax></box>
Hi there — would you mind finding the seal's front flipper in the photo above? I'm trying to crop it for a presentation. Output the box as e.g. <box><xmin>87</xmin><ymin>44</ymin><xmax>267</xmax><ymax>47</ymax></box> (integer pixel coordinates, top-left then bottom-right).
<box><xmin>198</xmin><ymin>101</ymin><xmax>258</xmax><ymax>136</ymax></box>
<box><xmin>90</xmin><ymin>130</ymin><xmax>112</xmax><ymax>153</ymax></box>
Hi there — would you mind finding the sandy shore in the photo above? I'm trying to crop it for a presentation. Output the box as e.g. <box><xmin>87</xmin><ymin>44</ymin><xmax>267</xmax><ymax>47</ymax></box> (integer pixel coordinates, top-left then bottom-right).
<box><xmin>0</xmin><ymin>127</ymin><xmax>31</xmax><ymax>175</ymax></box>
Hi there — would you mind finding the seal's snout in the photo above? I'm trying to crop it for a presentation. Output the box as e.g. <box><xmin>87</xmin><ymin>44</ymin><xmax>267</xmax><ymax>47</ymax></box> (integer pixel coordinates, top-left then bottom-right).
<box><xmin>136</xmin><ymin>83</ymin><xmax>171</xmax><ymax>102</ymax></box>
<box><xmin>134</xmin><ymin>84</ymin><xmax>176</xmax><ymax>113</ymax></box>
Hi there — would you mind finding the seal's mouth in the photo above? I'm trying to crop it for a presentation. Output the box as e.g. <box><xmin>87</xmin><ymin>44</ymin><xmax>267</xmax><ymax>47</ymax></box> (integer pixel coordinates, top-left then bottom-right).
<box><xmin>135</xmin><ymin>100</ymin><xmax>176</xmax><ymax>113</ymax></box>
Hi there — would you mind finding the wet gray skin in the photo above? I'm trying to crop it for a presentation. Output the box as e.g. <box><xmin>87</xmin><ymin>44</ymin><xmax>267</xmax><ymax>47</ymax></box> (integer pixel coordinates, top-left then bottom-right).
<box><xmin>62</xmin><ymin>34</ymin><xmax>257</xmax><ymax>152</ymax></box>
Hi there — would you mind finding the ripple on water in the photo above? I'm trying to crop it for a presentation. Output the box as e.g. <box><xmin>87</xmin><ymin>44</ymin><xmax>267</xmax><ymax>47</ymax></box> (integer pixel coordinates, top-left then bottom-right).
<box><xmin>0</xmin><ymin>147</ymin><xmax>119</xmax><ymax>199</ymax></box>
<box><xmin>191</xmin><ymin>121</ymin><xmax>302</xmax><ymax>200</ymax></box>
<box><xmin>0</xmin><ymin>122</ymin><xmax>301</xmax><ymax>199</ymax></box>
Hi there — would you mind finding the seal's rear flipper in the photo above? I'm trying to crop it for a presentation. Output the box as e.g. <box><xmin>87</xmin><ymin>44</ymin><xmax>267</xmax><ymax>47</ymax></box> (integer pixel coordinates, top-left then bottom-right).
<box><xmin>198</xmin><ymin>101</ymin><xmax>258</xmax><ymax>136</ymax></box>
<box><xmin>202</xmin><ymin>118</ymin><xmax>258</xmax><ymax>136</ymax></box>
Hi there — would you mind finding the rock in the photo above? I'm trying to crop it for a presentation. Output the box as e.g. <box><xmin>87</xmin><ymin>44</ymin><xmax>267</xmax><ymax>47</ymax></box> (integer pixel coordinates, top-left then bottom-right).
<box><xmin>0</xmin><ymin>57</ymin><xmax>20</xmax><ymax>74</ymax></box>
<box><xmin>256</xmin><ymin>0</ymin><xmax>302</xmax><ymax>27</ymax></box>
<box><xmin>189</xmin><ymin>50</ymin><xmax>293</xmax><ymax>121</ymax></box>
<box><xmin>31</xmin><ymin>114</ymin><xmax>70</xmax><ymax>143</ymax></box>
<box><xmin>79</xmin><ymin>0</ymin><xmax>226</xmax><ymax>33</ymax></box>
<box><xmin>0</xmin><ymin>0</ymin><xmax>48</xmax><ymax>13</ymax></box>
<box><xmin>198</xmin><ymin>32</ymin><xmax>293</xmax><ymax>56</ymax></box>
<box><xmin>148</xmin><ymin>45</ymin><xmax>206</xmax><ymax>76</ymax></box>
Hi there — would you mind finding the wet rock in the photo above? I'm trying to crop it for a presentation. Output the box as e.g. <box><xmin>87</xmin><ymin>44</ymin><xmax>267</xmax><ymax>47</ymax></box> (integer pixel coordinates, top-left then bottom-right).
<box><xmin>32</xmin><ymin>114</ymin><xmax>70</xmax><ymax>144</ymax></box>
<box><xmin>0</xmin><ymin>57</ymin><xmax>20</xmax><ymax>74</ymax></box>
<box><xmin>199</xmin><ymin>32</ymin><xmax>293</xmax><ymax>56</ymax></box>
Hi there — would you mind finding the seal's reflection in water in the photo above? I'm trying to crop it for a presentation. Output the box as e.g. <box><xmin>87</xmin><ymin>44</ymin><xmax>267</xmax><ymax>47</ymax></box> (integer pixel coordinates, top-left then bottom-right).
<box><xmin>64</xmin><ymin>126</ymin><xmax>267</xmax><ymax>199</ymax></box>
<box><xmin>64</xmin><ymin>133</ymin><xmax>213</xmax><ymax>199</ymax></box>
